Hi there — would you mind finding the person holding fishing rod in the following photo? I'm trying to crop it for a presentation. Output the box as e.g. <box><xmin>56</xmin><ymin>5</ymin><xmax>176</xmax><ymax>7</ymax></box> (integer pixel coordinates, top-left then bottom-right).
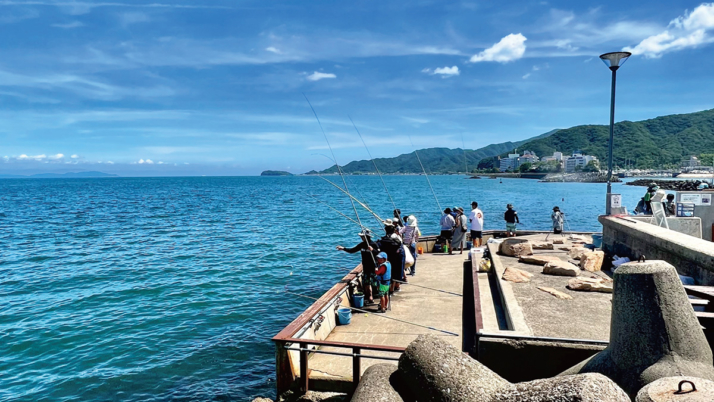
<box><xmin>377</xmin><ymin>220</ymin><xmax>404</xmax><ymax>295</ymax></box>
<box><xmin>336</xmin><ymin>230</ymin><xmax>380</xmax><ymax>305</ymax></box>
<box><xmin>399</xmin><ymin>215</ymin><xmax>420</xmax><ymax>276</ymax></box>
<box><xmin>439</xmin><ymin>208</ymin><xmax>455</xmax><ymax>250</ymax></box>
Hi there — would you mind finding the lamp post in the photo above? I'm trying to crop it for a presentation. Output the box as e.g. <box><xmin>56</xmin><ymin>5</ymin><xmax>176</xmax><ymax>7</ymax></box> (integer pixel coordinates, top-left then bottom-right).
<box><xmin>599</xmin><ymin>51</ymin><xmax>631</xmax><ymax>215</ymax></box>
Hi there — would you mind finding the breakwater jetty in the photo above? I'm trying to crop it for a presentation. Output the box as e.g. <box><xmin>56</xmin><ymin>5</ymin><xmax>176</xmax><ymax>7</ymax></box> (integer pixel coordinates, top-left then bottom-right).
<box><xmin>539</xmin><ymin>172</ymin><xmax>620</xmax><ymax>183</ymax></box>
<box><xmin>626</xmin><ymin>178</ymin><xmax>711</xmax><ymax>191</ymax></box>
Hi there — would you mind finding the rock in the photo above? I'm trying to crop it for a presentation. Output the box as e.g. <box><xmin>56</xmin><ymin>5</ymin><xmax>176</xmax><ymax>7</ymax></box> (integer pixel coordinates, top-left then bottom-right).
<box><xmin>502</xmin><ymin>267</ymin><xmax>534</xmax><ymax>283</ymax></box>
<box><xmin>398</xmin><ymin>334</ymin><xmax>513</xmax><ymax>401</ymax></box>
<box><xmin>568</xmin><ymin>235</ymin><xmax>586</xmax><ymax>242</ymax></box>
<box><xmin>567</xmin><ymin>277</ymin><xmax>614</xmax><ymax>293</ymax></box>
<box><xmin>558</xmin><ymin>247</ymin><xmax>571</xmax><ymax>251</ymax></box>
<box><xmin>560</xmin><ymin>260</ymin><xmax>714</xmax><ymax>397</ymax></box>
<box><xmin>499</xmin><ymin>238</ymin><xmax>533</xmax><ymax>257</ymax></box>
<box><xmin>538</xmin><ymin>286</ymin><xmax>573</xmax><ymax>299</ymax></box>
<box><xmin>279</xmin><ymin>391</ymin><xmax>347</xmax><ymax>402</ymax></box>
<box><xmin>493</xmin><ymin>373</ymin><xmax>630</xmax><ymax>402</ymax></box>
<box><xmin>532</xmin><ymin>242</ymin><xmax>554</xmax><ymax>250</ymax></box>
<box><xmin>351</xmin><ymin>364</ymin><xmax>403</xmax><ymax>402</ymax></box>
<box><xmin>579</xmin><ymin>251</ymin><xmax>605</xmax><ymax>272</ymax></box>
<box><xmin>553</xmin><ymin>239</ymin><xmax>565</xmax><ymax>244</ymax></box>
<box><xmin>543</xmin><ymin>261</ymin><xmax>580</xmax><ymax>277</ymax></box>
<box><xmin>253</xmin><ymin>399</ymin><xmax>273</xmax><ymax>402</ymax></box>
<box><xmin>519</xmin><ymin>255</ymin><xmax>562</xmax><ymax>266</ymax></box>
<box><xmin>568</xmin><ymin>247</ymin><xmax>590</xmax><ymax>260</ymax></box>
<box><xmin>636</xmin><ymin>376</ymin><xmax>714</xmax><ymax>401</ymax></box>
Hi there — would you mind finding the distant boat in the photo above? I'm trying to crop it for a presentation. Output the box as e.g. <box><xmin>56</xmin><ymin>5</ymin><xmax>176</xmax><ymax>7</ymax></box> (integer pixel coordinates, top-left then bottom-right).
<box><xmin>469</xmin><ymin>176</ymin><xmax>482</xmax><ymax>179</ymax></box>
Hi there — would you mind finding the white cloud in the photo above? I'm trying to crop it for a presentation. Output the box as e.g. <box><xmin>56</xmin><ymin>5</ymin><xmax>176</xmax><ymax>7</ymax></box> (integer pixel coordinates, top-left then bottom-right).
<box><xmin>145</xmin><ymin>159</ymin><xmax>154</xmax><ymax>164</ymax></box>
<box><xmin>107</xmin><ymin>161</ymin><xmax>114</xmax><ymax>164</ymax></box>
<box><xmin>52</xmin><ymin>21</ymin><xmax>83</xmax><ymax>29</ymax></box>
<box><xmin>71</xmin><ymin>154</ymin><xmax>79</xmax><ymax>158</ymax></box>
<box><xmin>421</xmin><ymin>68</ymin><xmax>431</xmax><ymax>73</ymax></box>
<box><xmin>48</xmin><ymin>153</ymin><xmax>64</xmax><ymax>160</ymax></box>
<box><xmin>306</xmin><ymin>71</ymin><xmax>336</xmax><ymax>81</ymax></box>
<box><xmin>138</xmin><ymin>158</ymin><xmax>145</xmax><ymax>164</ymax></box>
<box><xmin>265</xmin><ymin>46</ymin><xmax>282</xmax><ymax>54</ymax></box>
<box><xmin>432</xmin><ymin>66</ymin><xmax>460</xmax><ymax>77</ymax></box>
<box><xmin>470</xmin><ymin>33</ymin><xmax>527</xmax><ymax>63</ymax></box>
<box><xmin>624</xmin><ymin>3</ymin><xmax>714</xmax><ymax>58</ymax></box>
<box><xmin>522</xmin><ymin>73</ymin><xmax>531</xmax><ymax>79</ymax></box>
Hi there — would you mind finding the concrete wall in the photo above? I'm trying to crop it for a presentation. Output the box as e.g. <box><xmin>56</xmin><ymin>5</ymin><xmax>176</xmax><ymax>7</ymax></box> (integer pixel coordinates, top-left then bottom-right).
<box><xmin>600</xmin><ymin>215</ymin><xmax>714</xmax><ymax>285</ymax></box>
<box><xmin>629</xmin><ymin>216</ymin><xmax>703</xmax><ymax>239</ymax></box>
<box><xmin>676</xmin><ymin>191</ymin><xmax>714</xmax><ymax>241</ymax></box>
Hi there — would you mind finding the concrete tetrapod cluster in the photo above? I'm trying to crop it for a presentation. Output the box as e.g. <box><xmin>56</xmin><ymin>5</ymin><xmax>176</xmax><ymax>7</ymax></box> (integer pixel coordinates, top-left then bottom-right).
<box><xmin>350</xmin><ymin>334</ymin><xmax>630</xmax><ymax>402</ymax></box>
<box><xmin>560</xmin><ymin>260</ymin><xmax>714</xmax><ymax>398</ymax></box>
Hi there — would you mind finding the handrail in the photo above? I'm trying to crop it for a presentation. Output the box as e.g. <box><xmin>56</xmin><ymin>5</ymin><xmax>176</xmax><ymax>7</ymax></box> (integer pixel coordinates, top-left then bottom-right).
<box><xmin>277</xmin><ymin>337</ymin><xmax>406</xmax><ymax>353</ymax></box>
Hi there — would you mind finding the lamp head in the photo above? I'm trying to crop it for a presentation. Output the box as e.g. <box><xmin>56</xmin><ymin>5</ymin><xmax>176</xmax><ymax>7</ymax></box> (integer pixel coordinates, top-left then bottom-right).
<box><xmin>599</xmin><ymin>51</ymin><xmax>631</xmax><ymax>71</ymax></box>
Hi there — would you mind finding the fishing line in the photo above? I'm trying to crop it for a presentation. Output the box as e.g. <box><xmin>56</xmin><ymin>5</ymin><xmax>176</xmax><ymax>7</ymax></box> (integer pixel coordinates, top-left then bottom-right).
<box><xmin>305</xmin><ymin>193</ymin><xmax>376</xmax><ymax>233</ymax></box>
<box><xmin>461</xmin><ymin>133</ymin><xmax>474</xmax><ymax>202</ymax></box>
<box><xmin>408</xmin><ymin>135</ymin><xmax>442</xmax><ymax>214</ymax></box>
<box><xmin>282</xmin><ymin>285</ymin><xmax>459</xmax><ymax>337</ymax></box>
<box><xmin>349</xmin><ymin>115</ymin><xmax>398</xmax><ymax>213</ymax></box>
<box><xmin>318</xmin><ymin>175</ymin><xmax>384</xmax><ymax>222</ymax></box>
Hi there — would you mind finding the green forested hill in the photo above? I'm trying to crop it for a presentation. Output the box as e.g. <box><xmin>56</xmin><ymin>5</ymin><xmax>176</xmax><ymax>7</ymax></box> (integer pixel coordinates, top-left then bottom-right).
<box><xmin>495</xmin><ymin>109</ymin><xmax>714</xmax><ymax>169</ymax></box>
<box><xmin>317</xmin><ymin>130</ymin><xmax>559</xmax><ymax>174</ymax></box>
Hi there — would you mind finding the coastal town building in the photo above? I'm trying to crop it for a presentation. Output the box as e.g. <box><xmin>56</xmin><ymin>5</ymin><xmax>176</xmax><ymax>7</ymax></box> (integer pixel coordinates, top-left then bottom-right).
<box><xmin>541</xmin><ymin>151</ymin><xmax>564</xmax><ymax>164</ymax></box>
<box><xmin>564</xmin><ymin>151</ymin><xmax>598</xmax><ymax>173</ymax></box>
<box><xmin>499</xmin><ymin>151</ymin><xmax>539</xmax><ymax>172</ymax></box>
<box><xmin>681</xmin><ymin>156</ymin><xmax>701</xmax><ymax>169</ymax></box>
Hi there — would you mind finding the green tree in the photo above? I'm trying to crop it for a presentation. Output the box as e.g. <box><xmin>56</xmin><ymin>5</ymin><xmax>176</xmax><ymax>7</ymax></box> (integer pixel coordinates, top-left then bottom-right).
<box><xmin>519</xmin><ymin>163</ymin><xmax>532</xmax><ymax>173</ymax></box>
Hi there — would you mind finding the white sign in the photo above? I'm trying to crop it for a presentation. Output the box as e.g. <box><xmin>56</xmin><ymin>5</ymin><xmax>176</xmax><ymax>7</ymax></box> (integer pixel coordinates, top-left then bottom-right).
<box><xmin>610</xmin><ymin>194</ymin><xmax>622</xmax><ymax>208</ymax></box>
<box><xmin>681</xmin><ymin>193</ymin><xmax>703</xmax><ymax>205</ymax></box>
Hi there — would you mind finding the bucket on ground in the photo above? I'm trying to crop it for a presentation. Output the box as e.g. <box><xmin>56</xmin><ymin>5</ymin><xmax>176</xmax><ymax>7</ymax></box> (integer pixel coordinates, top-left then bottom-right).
<box><xmin>417</xmin><ymin>246</ymin><xmax>424</xmax><ymax>254</ymax></box>
<box><xmin>352</xmin><ymin>293</ymin><xmax>364</xmax><ymax>308</ymax></box>
<box><xmin>592</xmin><ymin>234</ymin><xmax>603</xmax><ymax>248</ymax></box>
<box><xmin>337</xmin><ymin>307</ymin><xmax>352</xmax><ymax>325</ymax></box>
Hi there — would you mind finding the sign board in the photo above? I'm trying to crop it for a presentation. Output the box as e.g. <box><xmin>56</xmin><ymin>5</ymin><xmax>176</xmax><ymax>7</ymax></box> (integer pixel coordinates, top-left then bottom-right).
<box><xmin>610</xmin><ymin>194</ymin><xmax>622</xmax><ymax>209</ymax></box>
<box><xmin>681</xmin><ymin>193</ymin><xmax>703</xmax><ymax>205</ymax></box>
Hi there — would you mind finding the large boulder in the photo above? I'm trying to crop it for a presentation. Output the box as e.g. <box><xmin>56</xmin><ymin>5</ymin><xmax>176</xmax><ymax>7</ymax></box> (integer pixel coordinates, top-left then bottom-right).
<box><xmin>532</xmin><ymin>242</ymin><xmax>554</xmax><ymax>250</ymax></box>
<box><xmin>492</xmin><ymin>373</ymin><xmax>630</xmax><ymax>402</ymax></box>
<box><xmin>499</xmin><ymin>238</ymin><xmax>533</xmax><ymax>257</ymax></box>
<box><xmin>350</xmin><ymin>364</ymin><xmax>403</xmax><ymax>402</ymax></box>
<box><xmin>538</xmin><ymin>286</ymin><xmax>573</xmax><ymax>300</ymax></box>
<box><xmin>543</xmin><ymin>260</ymin><xmax>580</xmax><ymax>277</ymax></box>
<box><xmin>398</xmin><ymin>334</ymin><xmax>513</xmax><ymax>401</ymax></box>
<box><xmin>568</xmin><ymin>247</ymin><xmax>590</xmax><ymax>260</ymax></box>
<box><xmin>567</xmin><ymin>277</ymin><xmax>613</xmax><ymax>293</ymax></box>
<box><xmin>560</xmin><ymin>260</ymin><xmax>714</xmax><ymax>397</ymax></box>
<box><xmin>519</xmin><ymin>255</ymin><xmax>562</xmax><ymax>266</ymax></box>
<box><xmin>502</xmin><ymin>267</ymin><xmax>533</xmax><ymax>283</ymax></box>
<box><xmin>636</xmin><ymin>376</ymin><xmax>714</xmax><ymax>401</ymax></box>
<box><xmin>579</xmin><ymin>251</ymin><xmax>605</xmax><ymax>272</ymax></box>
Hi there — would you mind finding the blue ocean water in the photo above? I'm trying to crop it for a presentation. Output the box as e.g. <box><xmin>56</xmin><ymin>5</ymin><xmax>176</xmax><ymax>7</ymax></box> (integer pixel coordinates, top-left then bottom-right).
<box><xmin>0</xmin><ymin>176</ymin><xmax>647</xmax><ymax>401</ymax></box>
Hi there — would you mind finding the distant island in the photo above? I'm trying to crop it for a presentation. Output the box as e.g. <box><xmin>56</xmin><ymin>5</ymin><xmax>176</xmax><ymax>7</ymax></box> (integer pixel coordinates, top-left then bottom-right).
<box><xmin>0</xmin><ymin>171</ymin><xmax>118</xmax><ymax>179</ymax></box>
<box><xmin>260</xmin><ymin>170</ymin><xmax>293</xmax><ymax>176</ymax></box>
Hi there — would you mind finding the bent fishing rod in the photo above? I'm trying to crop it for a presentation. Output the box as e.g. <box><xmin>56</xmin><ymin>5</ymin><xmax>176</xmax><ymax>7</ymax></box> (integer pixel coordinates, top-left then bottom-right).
<box><xmin>312</xmin><ymin>152</ymin><xmax>378</xmax><ymax>220</ymax></box>
<box><xmin>348</xmin><ymin>115</ymin><xmax>398</xmax><ymax>214</ymax></box>
<box><xmin>282</xmin><ymin>285</ymin><xmax>458</xmax><ymax>337</ymax></box>
<box><xmin>318</xmin><ymin>175</ymin><xmax>384</xmax><ymax>222</ymax></box>
<box><xmin>305</xmin><ymin>193</ymin><xmax>377</xmax><ymax>233</ymax></box>
<box><xmin>408</xmin><ymin>135</ymin><xmax>442</xmax><ymax>214</ymax></box>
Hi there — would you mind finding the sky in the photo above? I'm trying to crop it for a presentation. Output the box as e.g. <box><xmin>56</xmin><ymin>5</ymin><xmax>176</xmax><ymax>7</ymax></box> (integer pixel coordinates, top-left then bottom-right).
<box><xmin>1</xmin><ymin>0</ymin><xmax>714</xmax><ymax>176</ymax></box>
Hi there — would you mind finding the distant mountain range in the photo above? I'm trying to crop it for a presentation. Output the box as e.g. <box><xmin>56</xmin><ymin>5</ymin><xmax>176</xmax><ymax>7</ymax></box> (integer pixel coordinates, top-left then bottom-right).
<box><xmin>314</xmin><ymin>129</ymin><xmax>559</xmax><ymax>174</ymax></box>
<box><xmin>0</xmin><ymin>171</ymin><xmax>118</xmax><ymax>179</ymax></box>
<box><xmin>311</xmin><ymin>108</ymin><xmax>714</xmax><ymax>174</ymax></box>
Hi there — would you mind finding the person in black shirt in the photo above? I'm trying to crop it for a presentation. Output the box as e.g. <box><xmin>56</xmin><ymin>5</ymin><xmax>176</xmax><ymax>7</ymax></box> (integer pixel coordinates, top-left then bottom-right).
<box><xmin>504</xmin><ymin>204</ymin><xmax>520</xmax><ymax>237</ymax></box>
<box><xmin>377</xmin><ymin>223</ymin><xmax>404</xmax><ymax>294</ymax></box>
<box><xmin>336</xmin><ymin>230</ymin><xmax>380</xmax><ymax>305</ymax></box>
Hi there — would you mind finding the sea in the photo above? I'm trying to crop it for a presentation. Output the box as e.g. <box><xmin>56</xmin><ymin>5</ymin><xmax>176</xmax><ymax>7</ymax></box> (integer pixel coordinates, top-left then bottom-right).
<box><xmin>0</xmin><ymin>175</ymin><xmax>649</xmax><ymax>401</ymax></box>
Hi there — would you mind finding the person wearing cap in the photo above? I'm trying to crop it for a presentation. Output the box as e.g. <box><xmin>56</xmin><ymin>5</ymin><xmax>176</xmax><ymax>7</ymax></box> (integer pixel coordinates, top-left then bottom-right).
<box><xmin>451</xmin><ymin>207</ymin><xmax>468</xmax><ymax>255</ymax></box>
<box><xmin>336</xmin><ymin>230</ymin><xmax>380</xmax><ymax>305</ymax></box>
<box><xmin>504</xmin><ymin>204</ymin><xmax>519</xmax><ymax>237</ymax></box>
<box><xmin>551</xmin><ymin>206</ymin><xmax>564</xmax><ymax>234</ymax></box>
<box><xmin>378</xmin><ymin>221</ymin><xmax>404</xmax><ymax>294</ymax></box>
<box><xmin>468</xmin><ymin>202</ymin><xmax>484</xmax><ymax>247</ymax></box>
<box><xmin>399</xmin><ymin>215</ymin><xmax>420</xmax><ymax>275</ymax></box>
<box><xmin>374</xmin><ymin>252</ymin><xmax>391</xmax><ymax>313</ymax></box>
<box><xmin>440</xmin><ymin>208</ymin><xmax>455</xmax><ymax>245</ymax></box>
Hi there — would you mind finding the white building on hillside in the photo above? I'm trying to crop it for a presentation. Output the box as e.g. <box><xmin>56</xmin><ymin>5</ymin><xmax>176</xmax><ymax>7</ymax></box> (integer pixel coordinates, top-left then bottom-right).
<box><xmin>564</xmin><ymin>151</ymin><xmax>598</xmax><ymax>173</ymax></box>
<box><xmin>499</xmin><ymin>153</ymin><xmax>520</xmax><ymax>172</ymax></box>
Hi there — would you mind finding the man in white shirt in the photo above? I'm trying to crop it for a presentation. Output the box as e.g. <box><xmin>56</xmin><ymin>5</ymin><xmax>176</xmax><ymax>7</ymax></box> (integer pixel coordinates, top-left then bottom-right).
<box><xmin>469</xmin><ymin>201</ymin><xmax>484</xmax><ymax>247</ymax></box>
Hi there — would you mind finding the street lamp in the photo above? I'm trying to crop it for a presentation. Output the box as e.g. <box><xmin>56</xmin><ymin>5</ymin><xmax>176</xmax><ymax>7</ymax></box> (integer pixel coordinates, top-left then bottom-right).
<box><xmin>600</xmin><ymin>51</ymin><xmax>631</xmax><ymax>215</ymax></box>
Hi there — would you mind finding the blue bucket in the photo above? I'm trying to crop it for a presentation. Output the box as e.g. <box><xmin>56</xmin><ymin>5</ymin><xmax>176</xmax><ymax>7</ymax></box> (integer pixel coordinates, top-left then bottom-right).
<box><xmin>337</xmin><ymin>308</ymin><xmax>352</xmax><ymax>325</ymax></box>
<box><xmin>353</xmin><ymin>294</ymin><xmax>364</xmax><ymax>308</ymax></box>
<box><xmin>591</xmin><ymin>234</ymin><xmax>603</xmax><ymax>248</ymax></box>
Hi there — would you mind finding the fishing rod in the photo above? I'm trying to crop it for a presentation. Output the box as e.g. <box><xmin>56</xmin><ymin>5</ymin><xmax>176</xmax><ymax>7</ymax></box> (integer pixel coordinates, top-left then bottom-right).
<box><xmin>408</xmin><ymin>135</ymin><xmax>442</xmax><ymax>213</ymax></box>
<box><xmin>334</xmin><ymin>266</ymin><xmax>462</xmax><ymax>297</ymax></box>
<box><xmin>283</xmin><ymin>285</ymin><xmax>459</xmax><ymax>337</ymax></box>
<box><xmin>304</xmin><ymin>94</ymin><xmax>368</xmax><ymax>236</ymax></box>
<box><xmin>318</xmin><ymin>175</ymin><xmax>384</xmax><ymax>222</ymax></box>
<box><xmin>461</xmin><ymin>134</ymin><xmax>473</xmax><ymax>201</ymax></box>
<box><xmin>348</xmin><ymin>115</ymin><xmax>398</xmax><ymax>213</ymax></box>
<box><xmin>305</xmin><ymin>193</ymin><xmax>368</xmax><ymax>229</ymax></box>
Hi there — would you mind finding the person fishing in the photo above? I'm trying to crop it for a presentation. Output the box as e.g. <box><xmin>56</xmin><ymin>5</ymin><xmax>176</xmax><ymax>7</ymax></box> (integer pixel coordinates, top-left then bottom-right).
<box><xmin>393</xmin><ymin>209</ymin><xmax>404</xmax><ymax>228</ymax></box>
<box><xmin>336</xmin><ymin>230</ymin><xmax>380</xmax><ymax>305</ymax></box>
<box><xmin>399</xmin><ymin>215</ymin><xmax>420</xmax><ymax>275</ymax></box>
<box><xmin>378</xmin><ymin>221</ymin><xmax>404</xmax><ymax>294</ymax></box>
<box><xmin>440</xmin><ymin>208</ymin><xmax>455</xmax><ymax>248</ymax></box>
<box><xmin>468</xmin><ymin>202</ymin><xmax>484</xmax><ymax>248</ymax></box>
<box><xmin>374</xmin><ymin>252</ymin><xmax>391</xmax><ymax>313</ymax></box>
<box><xmin>451</xmin><ymin>207</ymin><xmax>468</xmax><ymax>255</ymax></box>
<box><xmin>643</xmin><ymin>183</ymin><xmax>659</xmax><ymax>215</ymax></box>
<box><xmin>551</xmin><ymin>206</ymin><xmax>564</xmax><ymax>234</ymax></box>
<box><xmin>504</xmin><ymin>203</ymin><xmax>519</xmax><ymax>237</ymax></box>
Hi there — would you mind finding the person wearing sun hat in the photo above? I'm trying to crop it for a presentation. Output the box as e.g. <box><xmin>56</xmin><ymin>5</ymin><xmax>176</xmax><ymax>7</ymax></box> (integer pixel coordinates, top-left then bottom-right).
<box><xmin>374</xmin><ymin>252</ymin><xmax>391</xmax><ymax>313</ymax></box>
<box><xmin>399</xmin><ymin>215</ymin><xmax>420</xmax><ymax>275</ymax></box>
<box><xmin>451</xmin><ymin>207</ymin><xmax>468</xmax><ymax>254</ymax></box>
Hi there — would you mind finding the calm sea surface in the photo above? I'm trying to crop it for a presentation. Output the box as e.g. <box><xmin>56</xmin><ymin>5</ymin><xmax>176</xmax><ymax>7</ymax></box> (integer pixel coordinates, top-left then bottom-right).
<box><xmin>0</xmin><ymin>176</ymin><xmax>647</xmax><ymax>401</ymax></box>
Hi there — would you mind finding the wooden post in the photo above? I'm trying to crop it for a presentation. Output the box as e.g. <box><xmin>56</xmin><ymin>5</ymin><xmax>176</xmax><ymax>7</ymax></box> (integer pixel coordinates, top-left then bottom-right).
<box><xmin>352</xmin><ymin>347</ymin><xmax>361</xmax><ymax>389</ymax></box>
<box><xmin>299</xmin><ymin>342</ymin><xmax>308</xmax><ymax>394</ymax></box>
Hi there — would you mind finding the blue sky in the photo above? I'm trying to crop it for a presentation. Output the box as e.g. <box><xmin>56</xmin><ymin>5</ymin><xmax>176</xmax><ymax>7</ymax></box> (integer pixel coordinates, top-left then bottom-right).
<box><xmin>1</xmin><ymin>0</ymin><xmax>714</xmax><ymax>176</ymax></box>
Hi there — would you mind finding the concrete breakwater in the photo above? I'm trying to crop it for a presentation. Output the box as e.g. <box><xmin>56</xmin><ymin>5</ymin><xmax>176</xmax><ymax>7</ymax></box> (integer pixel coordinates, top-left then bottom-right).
<box><xmin>626</xmin><ymin>178</ymin><xmax>711</xmax><ymax>191</ymax></box>
<box><xmin>539</xmin><ymin>172</ymin><xmax>621</xmax><ymax>183</ymax></box>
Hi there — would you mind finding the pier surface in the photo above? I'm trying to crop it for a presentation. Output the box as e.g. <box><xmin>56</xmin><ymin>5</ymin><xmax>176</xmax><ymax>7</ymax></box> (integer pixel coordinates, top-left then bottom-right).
<box><xmin>309</xmin><ymin>252</ymin><xmax>465</xmax><ymax>380</ymax></box>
